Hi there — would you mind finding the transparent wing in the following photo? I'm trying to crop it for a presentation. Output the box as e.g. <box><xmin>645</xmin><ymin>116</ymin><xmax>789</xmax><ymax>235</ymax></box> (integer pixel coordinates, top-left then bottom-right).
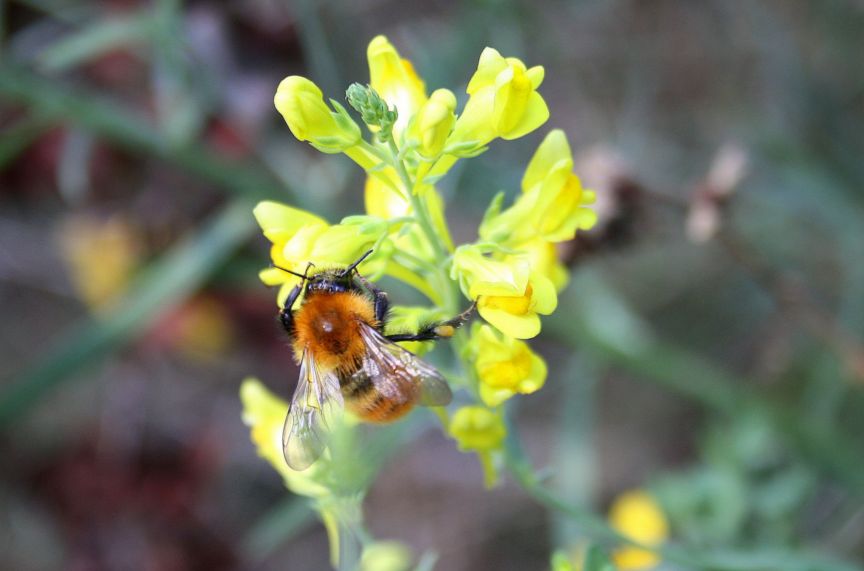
<box><xmin>282</xmin><ymin>348</ymin><xmax>344</xmax><ymax>470</ymax></box>
<box><xmin>357</xmin><ymin>322</ymin><xmax>453</xmax><ymax>407</ymax></box>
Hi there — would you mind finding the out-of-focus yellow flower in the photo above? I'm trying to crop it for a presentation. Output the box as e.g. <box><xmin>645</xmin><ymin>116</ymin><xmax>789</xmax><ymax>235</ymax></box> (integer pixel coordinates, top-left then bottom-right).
<box><xmin>608</xmin><ymin>490</ymin><xmax>668</xmax><ymax>570</ymax></box>
<box><xmin>367</xmin><ymin>35</ymin><xmax>427</xmax><ymax>137</ymax></box>
<box><xmin>449</xmin><ymin>406</ymin><xmax>506</xmax><ymax>452</ymax></box>
<box><xmin>481</xmin><ymin>130</ymin><xmax>597</xmax><ymax>245</ymax></box>
<box><xmin>239</xmin><ymin>378</ymin><xmax>332</xmax><ymax>499</ymax></box>
<box><xmin>171</xmin><ymin>297</ymin><xmax>234</xmax><ymax>362</ymax></box>
<box><xmin>408</xmin><ymin>88</ymin><xmax>457</xmax><ymax>159</ymax></box>
<box><xmin>254</xmin><ymin>201</ymin><xmax>390</xmax><ymax>305</ymax></box>
<box><xmin>449</xmin><ymin>405</ymin><xmax>506</xmax><ymax>487</ymax></box>
<box><xmin>449</xmin><ymin>47</ymin><xmax>548</xmax><ymax>146</ymax></box>
<box><xmin>359</xmin><ymin>541</ymin><xmax>413</xmax><ymax>571</ymax></box>
<box><xmin>275</xmin><ymin>76</ymin><xmax>361</xmax><ymax>153</ymax></box>
<box><xmin>59</xmin><ymin>215</ymin><xmax>140</xmax><ymax>314</ymax></box>
<box><xmin>469</xmin><ymin>323</ymin><xmax>547</xmax><ymax>407</ymax></box>
<box><xmin>476</xmin><ymin>271</ymin><xmax>557</xmax><ymax>340</ymax></box>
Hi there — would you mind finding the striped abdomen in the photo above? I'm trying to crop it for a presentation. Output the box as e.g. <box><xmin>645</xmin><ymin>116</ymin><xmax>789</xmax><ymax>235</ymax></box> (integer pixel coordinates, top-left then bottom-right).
<box><xmin>339</xmin><ymin>366</ymin><xmax>418</xmax><ymax>423</ymax></box>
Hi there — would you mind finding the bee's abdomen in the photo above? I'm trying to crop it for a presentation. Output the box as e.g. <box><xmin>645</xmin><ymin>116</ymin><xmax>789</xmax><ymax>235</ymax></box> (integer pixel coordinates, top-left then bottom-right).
<box><xmin>341</xmin><ymin>370</ymin><xmax>415</xmax><ymax>423</ymax></box>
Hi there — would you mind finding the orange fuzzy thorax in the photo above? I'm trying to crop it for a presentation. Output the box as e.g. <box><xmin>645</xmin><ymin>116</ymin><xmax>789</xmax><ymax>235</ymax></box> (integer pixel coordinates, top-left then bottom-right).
<box><xmin>291</xmin><ymin>290</ymin><xmax>377</xmax><ymax>374</ymax></box>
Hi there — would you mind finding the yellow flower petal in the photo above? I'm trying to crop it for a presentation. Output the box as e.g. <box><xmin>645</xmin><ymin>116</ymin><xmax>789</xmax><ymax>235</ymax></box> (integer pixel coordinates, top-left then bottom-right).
<box><xmin>521</xmin><ymin>129</ymin><xmax>573</xmax><ymax>195</ymax></box>
<box><xmin>367</xmin><ymin>35</ymin><xmax>427</xmax><ymax>137</ymax></box>
<box><xmin>529</xmin><ymin>271</ymin><xmax>558</xmax><ymax>314</ymax></box>
<box><xmin>239</xmin><ymin>378</ymin><xmax>332</xmax><ymax>498</ymax></box>
<box><xmin>477</xmin><ymin>305</ymin><xmax>541</xmax><ymax>339</ymax></box>
<box><xmin>452</xmin><ymin>246</ymin><xmax>530</xmax><ymax>299</ymax></box>
<box><xmin>499</xmin><ymin>91</ymin><xmax>549</xmax><ymax>141</ymax></box>
<box><xmin>475</xmin><ymin>271</ymin><xmax>557</xmax><ymax>339</ymax></box>
<box><xmin>449</xmin><ymin>49</ymin><xmax>548</xmax><ymax>148</ymax></box>
<box><xmin>480</xmin><ymin>130</ymin><xmax>597</xmax><ymax>245</ymax></box>
<box><xmin>466</xmin><ymin>48</ymin><xmax>509</xmax><ymax>93</ymax></box>
<box><xmin>253</xmin><ymin>201</ymin><xmax>325</xmax><ymax>241</ymax></box>
<box><xmin>410</xmin><ymin>88</ymin><xmax>457</xmax><ymax>159</ymax></box>
<box><xmin>470</xmin><ymin>324</ymin><xmax>547</xmax><ymax>406</ymax></box>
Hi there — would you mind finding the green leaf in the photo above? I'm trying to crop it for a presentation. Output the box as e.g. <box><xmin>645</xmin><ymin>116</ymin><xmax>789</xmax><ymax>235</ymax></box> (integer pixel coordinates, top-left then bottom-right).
<box><xmin>37</xmin><ymin>11</ymin><xmax>154</xmax><ymax>72</ymax></box>
<box><xmin>0</xmin><ymin>65</ymin><xmax>286</xmax><ymax>201</ymax></box>
<box><xmin>241</xmin><ymin>498</ymin><xmax>315</xmax><ymax>563</ymax></box>
<box><xmin>0</xmin><ymin>115</ymin><xmax>54</xmax><ymax>169</ymax></box>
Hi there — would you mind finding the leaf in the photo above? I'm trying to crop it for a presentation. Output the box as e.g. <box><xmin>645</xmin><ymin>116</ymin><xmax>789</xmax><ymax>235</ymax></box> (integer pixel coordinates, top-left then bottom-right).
<box><xmin>37</xmin><ymin>11</ymin><xmax>154</xmax><ymax>72</ymax></box>
<box><xmin>0</xmin><ymin>115</ymin><xmax>53</xmax><ymax>169</ymax></box>
<box><xmin>241</xmin><ymin>498</ymin><xmax>314</xmax><ymax>563</ymax></box>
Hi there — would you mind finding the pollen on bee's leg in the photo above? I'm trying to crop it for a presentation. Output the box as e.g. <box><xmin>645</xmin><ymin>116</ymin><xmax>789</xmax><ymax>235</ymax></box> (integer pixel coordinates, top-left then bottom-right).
<box><xmin>434</xmin><ymin>325</ymin><xmax>456</xmax><ymax>338</ymax></box>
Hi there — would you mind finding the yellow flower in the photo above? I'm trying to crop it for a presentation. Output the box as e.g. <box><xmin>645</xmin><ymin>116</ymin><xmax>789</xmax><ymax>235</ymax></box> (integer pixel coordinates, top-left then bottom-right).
<box><xmin>274</xmin><ymin>76</ymin><xmax>361</xmax><ymax>153</ymax></box>
<box><xmin>449</xmin><ymin>405</ymin><xmax>505</xmax><ymax>487</ymax></box>
<box><xmin>254</xmin><ymin>201</ymin><xmax>389</xmax><ymax>305</ymax></box>
<box><xmin>170</xmin><ymin>297</ymin><xmax>234</xmax><ymax>362</ymax></box>
<box><xmin>408</xmin><ymin>88</ymin><xmax>457</xmax><ymax>159</ymax></box>
<box><xmin>451</xmin><ymin>246</ymin><xmax>530</xmax><ymax>299</ymax></box>
<box><xmin>367</xmin><ymin>35</ymin><xmax>427</xmax><ymax>138</ymax></box>
<box><xmin>449</xmin><ymin>47</ymin><xmax>548</xmax><ymax>146</ymax></box>
<box><xmin>608</xmin><ymin>490</ymin><xmax>669</xmax><ymax>570</ymax></box>
<box><xmin>58</xmin><ymin>215</ymin><xmax>140</xmax><ymax>314</ymax></box>
<box><xmin>451</xmin><ymin>246</ymin><xmax>556</xmax><ymax>338</ymax></box>
<box><xmin>481</xmin><ymin>130</ymin><xmax>597</xmax><ymax>245</ymax></box>
<box><xmin>359</xmin><ymin>541</ymin><xmax>413</xmax><ymax>571</ymax></box>
<box><xmin>449</xmin><ymin>406</ymin><xmax>506</xmax><ymax>452</ymax></box>
<box><xmin>476</xmin><ymin>271</ymin><xmax>557</xmax><ymax>340</ymax></box>
<box><xmin>239</xmin><ymin>378</ymin><xmax>332</xmax><ymax>499</ymax></box>
<box><xmin>469</xmin><ymin>324</ymin><xmax>547</xmax><ymax>407</ymax></box>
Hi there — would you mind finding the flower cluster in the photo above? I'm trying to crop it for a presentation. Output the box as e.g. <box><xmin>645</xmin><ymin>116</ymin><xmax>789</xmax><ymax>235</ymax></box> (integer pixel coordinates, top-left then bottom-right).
<box><xmin>242</xmin><ymin>33</ymin><xmax>596</xmax><ymax>563</ymax></box>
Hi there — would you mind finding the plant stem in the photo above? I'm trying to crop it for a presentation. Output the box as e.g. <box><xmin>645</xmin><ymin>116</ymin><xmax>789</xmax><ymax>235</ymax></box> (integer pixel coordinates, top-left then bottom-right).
<box><xmin>386</xmin><ymin>139</ymin><xmax>450</xmax><ymax>263</ymax></box>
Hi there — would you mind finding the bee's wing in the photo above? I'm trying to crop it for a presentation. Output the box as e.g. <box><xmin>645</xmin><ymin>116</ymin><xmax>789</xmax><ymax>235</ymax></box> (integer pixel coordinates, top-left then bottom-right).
<box><xmin>282</xmin><ymin>348</ymin><xmax>344</xmax><ymax>470</ymax></box>
<box><xmin>358</xmin><ymin>322</ymin><xmax>453</xmax><ymax>407</ymax></box>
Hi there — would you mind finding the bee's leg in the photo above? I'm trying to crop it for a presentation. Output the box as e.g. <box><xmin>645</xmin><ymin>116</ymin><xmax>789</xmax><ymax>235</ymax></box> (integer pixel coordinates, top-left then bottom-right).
<box><xmin>386</xmin><ymin>302</ymin><xmax>477</xmax><ymax>343</ymax></box>
<box><xmin>355</xmin><ymin>273</ymin><xmax>390</xmax><ymax>325</ymax></box>
<box><xmin>279</xmin><ymin>284</ymin><xmax>303</xmax><ymax>335</ymax></box>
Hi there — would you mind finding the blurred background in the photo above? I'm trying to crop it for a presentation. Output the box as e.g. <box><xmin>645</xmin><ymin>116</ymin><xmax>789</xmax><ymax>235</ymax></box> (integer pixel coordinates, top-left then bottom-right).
<box><xmin>2</xmin><ymin>1</ymin><xmax>864</xmax><ymax>570</ymax></box>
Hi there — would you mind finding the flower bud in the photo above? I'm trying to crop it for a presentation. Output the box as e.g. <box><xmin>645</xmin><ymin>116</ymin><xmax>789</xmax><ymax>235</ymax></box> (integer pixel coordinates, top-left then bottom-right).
<box><xmin>274</xmin><ymin>76</ymin><xmax>361</xmax><ymax>153</ymax></box>
<box><xmin>410</xmin><ymin>88</ymin><xmax>457</xmax><ymax>159</ymax></box>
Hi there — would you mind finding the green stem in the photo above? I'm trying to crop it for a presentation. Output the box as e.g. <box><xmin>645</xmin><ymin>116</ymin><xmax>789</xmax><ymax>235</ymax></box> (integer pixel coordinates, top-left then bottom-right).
<box><xmin>386</xmin><ymin>139</ymin><xmax>450</xmax><ymax>264</ymax></box>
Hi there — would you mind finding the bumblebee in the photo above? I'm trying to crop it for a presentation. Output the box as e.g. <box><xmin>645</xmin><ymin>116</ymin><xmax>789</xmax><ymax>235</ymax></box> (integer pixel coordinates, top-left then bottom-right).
<box><xmin>276</xmin><ymin>250</ymin><xmax>474</xmax><ymax>470</ymax></box>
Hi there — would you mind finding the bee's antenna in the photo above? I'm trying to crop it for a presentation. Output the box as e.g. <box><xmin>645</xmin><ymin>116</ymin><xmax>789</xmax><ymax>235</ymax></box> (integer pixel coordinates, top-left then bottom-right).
<box><xmin>272</xmin><ymin>265</ymin><xmax>308</xmax><ymax>280</ymax></box>
<box><xmin>340</xmin><ymin>249</ymin><xmax>374</xmax><ymax>276</ymax></box>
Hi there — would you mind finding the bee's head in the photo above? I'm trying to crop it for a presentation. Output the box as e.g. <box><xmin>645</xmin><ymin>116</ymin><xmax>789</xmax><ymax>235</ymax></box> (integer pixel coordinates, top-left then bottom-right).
<box><xmin>302</xmin><ymin>249</ymin><xmax>374</xmax><ymax>296</ymax></box>
<box><xmin>305</xmin><ymin>270</ymin><xmax>352</xmax><ymax>295</ymax></box>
